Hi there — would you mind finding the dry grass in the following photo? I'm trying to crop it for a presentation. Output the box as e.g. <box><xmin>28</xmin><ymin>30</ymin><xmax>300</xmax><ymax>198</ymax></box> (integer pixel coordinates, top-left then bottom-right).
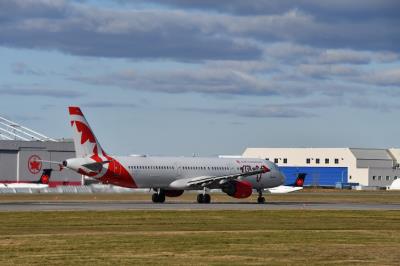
<box><xmin>0</xmin><ymin>210</ymin><xmax>399</xmax><ymax>265</ymax></box>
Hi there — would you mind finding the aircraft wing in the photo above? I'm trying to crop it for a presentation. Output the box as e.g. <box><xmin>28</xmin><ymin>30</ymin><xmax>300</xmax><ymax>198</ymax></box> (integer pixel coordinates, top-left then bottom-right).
<box><xmin>266</xmin><ymin>172</ymin><xmax>307</xmax><ymax>194</ymax></box>
<box><xmin>265</xmin><ymin>186</ymin><xmax>303</xmax><ymax>194</ymax></box>
<box><xmin>169</xmin><ymin>166</ymin><xmax>269</xmax><ymax>189</ymax></box>
<box><xmin>82</xmin><ymin>160</ymin><xmax>112</xmax><ymax>172</ymax></box>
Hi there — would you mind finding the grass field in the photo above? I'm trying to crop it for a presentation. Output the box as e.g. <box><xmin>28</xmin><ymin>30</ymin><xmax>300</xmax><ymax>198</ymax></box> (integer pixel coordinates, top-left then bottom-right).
<box><xmin>1</xmin><ymin>210</ymin><xmax>400</xmax><ymax>265</ymax></box>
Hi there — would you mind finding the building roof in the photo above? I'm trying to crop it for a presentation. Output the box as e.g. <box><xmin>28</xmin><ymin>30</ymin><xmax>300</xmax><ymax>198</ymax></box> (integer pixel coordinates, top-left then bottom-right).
<box><xmin>0</xmin><ymin>140</ymin><xmax>74</xmax><ymax>151</ymax></box>
<box><xmin>349</xmin><ymin>148</ymin><xmax>393</xmax><ymax>160</ymax></box>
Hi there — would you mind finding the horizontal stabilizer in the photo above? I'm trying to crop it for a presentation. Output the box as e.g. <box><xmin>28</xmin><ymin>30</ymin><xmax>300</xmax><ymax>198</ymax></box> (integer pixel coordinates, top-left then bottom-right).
<box><xmin>82</xmin><ymin>160</ymin><xmax>112</xmax><ymax>172</ymax></box>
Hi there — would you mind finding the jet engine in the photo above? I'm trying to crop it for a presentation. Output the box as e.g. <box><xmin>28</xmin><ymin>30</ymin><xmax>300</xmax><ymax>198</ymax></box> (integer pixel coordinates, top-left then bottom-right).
<box><xmin>221</xmin><ymin>180</ymin><xmax>253</xmax><ymax>199</ymax></box>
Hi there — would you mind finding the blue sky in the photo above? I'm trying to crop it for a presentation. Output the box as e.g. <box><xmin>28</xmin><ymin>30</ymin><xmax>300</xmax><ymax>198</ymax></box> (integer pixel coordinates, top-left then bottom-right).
<box><xmin>0</xmin><ymin>0</ymin><xmax>399</xmax><ymax>156</ymax></box>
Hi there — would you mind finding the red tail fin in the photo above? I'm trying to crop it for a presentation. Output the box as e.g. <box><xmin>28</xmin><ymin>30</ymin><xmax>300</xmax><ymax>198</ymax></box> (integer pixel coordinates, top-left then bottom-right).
<box><xmin>69</xmin><ymin>107</ymin><xmax>106</xmax><ymax>158</ymax></box>
<box><xmin>37</xmin><ymin>169</ymin><xmax>52</xmax><ymax>184</ymax></box>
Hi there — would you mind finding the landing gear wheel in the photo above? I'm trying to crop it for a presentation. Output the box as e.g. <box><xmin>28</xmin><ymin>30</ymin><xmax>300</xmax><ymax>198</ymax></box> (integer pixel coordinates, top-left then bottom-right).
<box><xmin>204</xmin><ymin>194</ymin><xmax>211</xmax><ymax>203</ymax></box>
<box><xmin>152</xmin><ymin>193</ymin><xmax>158</xmax><ymax>203</ymax></box>
<box><xmin>197</xmin><ymin>194</ymin><xmax>204</xmax><ymax>203</ymax></box>
<box><xmin>152</xmin><ymin>190</ymin><xmax>166</xmax><ymax>203</ymax></box>
<box><xmin>158</xmin><ymin>192</ymin><xmax>165</xmax><ymax>203</ymax></box>
<box><xmin>197</xmin><ymin>193</ymin><xmax>211</xmax><ymax>203</ymax></box>
<box><xmin>257</xmin><ymin>196</ymin><xmax>265</xmax><ymax>204</ymax></box>
<box><xmin>257</xmin><ymin>189</ymin><xmax>265</xmax><ymax>204</ymax></box>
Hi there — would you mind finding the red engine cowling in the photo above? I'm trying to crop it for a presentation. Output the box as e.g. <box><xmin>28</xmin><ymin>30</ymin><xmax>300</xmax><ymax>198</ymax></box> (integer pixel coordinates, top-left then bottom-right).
<box><xmin>165</xmin><ymin>190</ymin><xmax>184</xmax><ymax>197</ymax></box>
<box><xmin>221</xmin><ymin>180</ymin><xmax>253</xmax><ymax>199</ymax></box>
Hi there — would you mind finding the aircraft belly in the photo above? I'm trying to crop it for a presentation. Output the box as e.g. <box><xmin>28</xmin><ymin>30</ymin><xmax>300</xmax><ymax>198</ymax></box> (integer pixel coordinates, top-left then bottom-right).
<box><xmin>133</xmin><ymin>172</ymin><xmax>177</xmax><ymax>188</ymax></box>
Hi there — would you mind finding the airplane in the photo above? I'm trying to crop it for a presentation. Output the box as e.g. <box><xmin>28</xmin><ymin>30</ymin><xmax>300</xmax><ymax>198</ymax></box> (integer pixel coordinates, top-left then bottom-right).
<box><xmin>266</xmin><ymin>173</ymin><xmax>306</xmax><ymax>194</ymax></box>
<box><xmin>0</xmin><ymin>169</ymin><xmax>53</xmax><ymax>189</ymax></box>
<box><xmin>62</xmin><ymin>106</ymin><xmax>289</xmax><ymax>204</ymax></box>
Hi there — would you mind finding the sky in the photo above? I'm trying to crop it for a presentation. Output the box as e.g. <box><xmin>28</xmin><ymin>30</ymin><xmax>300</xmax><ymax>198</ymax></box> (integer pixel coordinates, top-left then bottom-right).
<box><xmin>0</xmin><ymin>0</ymin><xmax>399</xmax><ymax>156</ymax></box>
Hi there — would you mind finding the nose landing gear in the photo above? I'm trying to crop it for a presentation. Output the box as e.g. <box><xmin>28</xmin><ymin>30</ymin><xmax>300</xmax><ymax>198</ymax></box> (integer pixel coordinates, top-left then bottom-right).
<box><xmin>257</xmin><ymin>189</ymin><xmax>265</xmax><ymax>204</ymax></box>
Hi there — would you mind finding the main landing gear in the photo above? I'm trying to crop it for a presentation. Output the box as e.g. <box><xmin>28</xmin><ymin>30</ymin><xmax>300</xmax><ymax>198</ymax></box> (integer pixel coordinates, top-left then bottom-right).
<box><xmin>257</xmin><ymin>189</ymin><xmax>265</xmax><ymax>204</ymax></box>
<box><xmin>152</xmin><ymin>189</ymin><xmax>165</xmax><ymax>203</ymax></box>
<box><xmin>197</xmin><ymin>188</ymin><xmax>211</xmax><ymax>203</ymax></box>
<box><xmin>197</xmin><ymin>193</ymin><xmax>211</xmax><ymax>203</ymax></box>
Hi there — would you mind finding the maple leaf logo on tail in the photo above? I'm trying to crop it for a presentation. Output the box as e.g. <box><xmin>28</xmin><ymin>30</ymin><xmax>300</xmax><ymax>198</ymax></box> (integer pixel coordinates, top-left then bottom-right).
<box><xmin>294</xmin><ymin>173</ymin><xmax>307</xmax><ymax>187</ymax></box>
<box><xmin>69</xmin><ymin>107</ymin><xmax>107</xmax><ymax>159</ymax></box>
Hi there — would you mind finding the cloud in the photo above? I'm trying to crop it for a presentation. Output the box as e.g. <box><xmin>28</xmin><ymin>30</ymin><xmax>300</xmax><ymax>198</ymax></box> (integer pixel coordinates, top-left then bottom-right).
<box><xmin>0</xmin><ymin>0</ymin><xmax>399</xmax><ymax>64</ymax></box>
<box><xmin>298</xmin><ymin>64</ymin><xmax>360</xmax><ymax>79</ymax></box>
<box><xmin>11</xmin><ymin>62</ymin><xmax>44</xmax><ymax>75</ymax></box>
<box><xmin>0</xmin><ymin>86</ymin><xmax>84</xmax><ymax>98</ymax></box>
<box><xmin>73</xmin><ymin>63</ymin><xmax>383</xmax><ymax>98</ymax></box>
<box><xmin>0</xmin><ymin>0</ymin><xmax>67</xmax><ymax>22</ymax></box>
<box><xmin>0</xmin><ymin>1</ymin><xmax>262</xmax><ymax>61</ymax></box>
<box><xmin>129</xmin><ymin>0</ymin><xmax>400</xmax><ymax>19</ymax></box>
<box><xmin>355</xmin><ymin>68</ymin><xmax>400</xmax><ymax>87</ymax></box>
<box><xmin>6</xmin><ymin>114</ymin><xmax>41</xmax><ymax>123</ymax></box>
<box><xmin>71</xmin><ymin>67</ymin><xmax>318</xmax><ymax>97</ymax></box>
<box><xmin>1</xmin><ymin>0</ymin><xmax>399</xmax><ymax>119</ymax></box>
<box><xmin>179</xmin><ymin>106</ymin><xmax>313</xmax><ymax>118</ymax></box>
<box><xmin>177</xmin><ymin>98</ymin><xmax>346</xmax><ymax>118</ymax></box>
<box><xmin>350</xmin><ymin>97</ymin><xmax>400</xmax><ymax>112</ymax></box>
<box><xmin>315</xmin><ymin>50</ymin><xmax>371</xmax><ymax>65</ymax></box>
<box><xmin>82</xmin><ymin>101</ymin><xmax>137</xmax><ymax>109</ymax></box>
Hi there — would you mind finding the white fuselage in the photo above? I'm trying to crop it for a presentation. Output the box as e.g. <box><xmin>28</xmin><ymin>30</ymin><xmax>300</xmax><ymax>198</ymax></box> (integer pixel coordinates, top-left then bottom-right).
<box><xmin>112</xmin><ymin>156</ymin><xmax>285</xmax><ymax>190</ymax></box>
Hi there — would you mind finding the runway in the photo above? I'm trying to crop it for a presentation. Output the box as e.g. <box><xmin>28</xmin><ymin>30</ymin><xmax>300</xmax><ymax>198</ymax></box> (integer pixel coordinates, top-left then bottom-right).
<box><xmin>1</xmin><ymin>201</ymin><xmax>400</xmax><ymax>211</ymax></box>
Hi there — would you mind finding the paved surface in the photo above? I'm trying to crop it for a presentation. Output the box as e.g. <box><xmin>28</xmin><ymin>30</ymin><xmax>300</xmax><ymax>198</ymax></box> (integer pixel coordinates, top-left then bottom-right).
<box><xmin>0</xmin><ymin>201</ymin><xmax>400</xmax><ymax>211</ymax></box>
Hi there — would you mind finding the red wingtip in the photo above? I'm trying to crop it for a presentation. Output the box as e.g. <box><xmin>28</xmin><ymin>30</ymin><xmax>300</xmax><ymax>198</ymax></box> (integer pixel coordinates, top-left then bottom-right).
<box><xmin>69</xmin><ymin>106</ymin><xmax>83</xmax><ymax>116</ymax></box>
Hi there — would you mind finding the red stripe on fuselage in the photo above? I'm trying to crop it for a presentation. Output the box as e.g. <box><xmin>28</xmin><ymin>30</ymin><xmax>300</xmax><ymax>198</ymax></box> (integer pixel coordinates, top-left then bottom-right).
<box><xmin>99</xmin><ymin>155</ymin><xmax>138</xmax><ymax>188</ymax></box>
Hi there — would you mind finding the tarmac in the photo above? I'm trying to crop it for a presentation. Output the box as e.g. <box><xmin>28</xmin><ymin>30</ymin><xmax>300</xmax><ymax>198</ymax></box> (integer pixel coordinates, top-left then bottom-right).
<box><xmin>1</xmin><ymin>201</ymin><xmax>400</xmax><ymax>211</ymax></box>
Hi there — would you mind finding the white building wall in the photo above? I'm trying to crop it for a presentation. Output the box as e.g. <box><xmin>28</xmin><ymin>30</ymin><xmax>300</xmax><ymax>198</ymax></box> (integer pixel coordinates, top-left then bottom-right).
<box><xmin>368</xmin><ymin>168</ymin><xmax>400</xmax><ymax>187</ymax></box>
<box><xmin>243</xmin><ymin>147</ymin><xmax>400</xmax><ymax>187</ymax></box>
<box><xmin>243</xmin><ymin>148</ymin><xmax>354</xmax><ymax>167</ymax></box>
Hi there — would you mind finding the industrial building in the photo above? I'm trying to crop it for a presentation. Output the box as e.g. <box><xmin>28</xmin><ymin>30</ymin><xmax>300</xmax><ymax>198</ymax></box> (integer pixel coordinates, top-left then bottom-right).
<box><xmin>0</xmin><ymin>115</ymin><xmax>81</xmax><ymax>186</ymax></box>
<box><xmin>243</xmin><ymin>148</ymin><xmax>400</xmax><ymax>188</ymax></box>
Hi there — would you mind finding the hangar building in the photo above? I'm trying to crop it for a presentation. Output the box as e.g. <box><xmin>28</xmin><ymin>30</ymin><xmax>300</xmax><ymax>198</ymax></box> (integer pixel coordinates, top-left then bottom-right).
<box><xmin>243</xmin><ymin>148</ymin><xmax>400</xmax><ymax>188</ymax></box>
<box><xmin>0</xmin><ymin>115</ymin><xmax>81</xmax><ymax>186</ymax></box>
